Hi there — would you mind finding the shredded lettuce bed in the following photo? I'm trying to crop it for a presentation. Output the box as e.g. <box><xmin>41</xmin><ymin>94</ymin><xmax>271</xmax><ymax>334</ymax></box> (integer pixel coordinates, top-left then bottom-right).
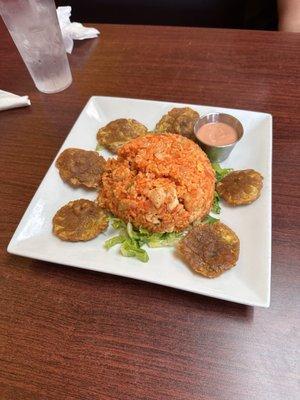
<box><xmin>104</xmin><ymin>217</ymin><xmax>183</xmax><ymax>263</ymax></box>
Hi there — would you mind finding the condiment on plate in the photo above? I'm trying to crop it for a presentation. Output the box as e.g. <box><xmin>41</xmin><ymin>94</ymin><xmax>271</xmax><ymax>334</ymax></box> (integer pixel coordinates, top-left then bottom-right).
<box><xmin>194</xmin><ymin>113</ymin><xmax>243</xmax><ymax>162</ymax></box>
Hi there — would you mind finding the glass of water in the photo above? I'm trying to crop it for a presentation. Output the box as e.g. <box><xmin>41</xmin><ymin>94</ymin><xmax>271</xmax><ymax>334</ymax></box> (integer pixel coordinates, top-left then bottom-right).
<box><xmin>0</xmin><ymin>0</ymin><xmax>72</xmax><ymax>93</ymax></box>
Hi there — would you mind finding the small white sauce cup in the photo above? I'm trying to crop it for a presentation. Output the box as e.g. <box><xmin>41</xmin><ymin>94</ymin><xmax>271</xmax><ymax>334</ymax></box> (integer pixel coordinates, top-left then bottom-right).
<box><xmin>194</xmin><ymin>113</ymin><xmax>243</xmax><ymax>162</ymax></box>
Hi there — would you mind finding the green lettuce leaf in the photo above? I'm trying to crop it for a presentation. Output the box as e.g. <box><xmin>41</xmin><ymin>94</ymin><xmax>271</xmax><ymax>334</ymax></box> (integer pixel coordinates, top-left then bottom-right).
<box><xmin>212</xmin><ymin>191</ymin><xmax>221</xmax><ymax>214</ymax></box>
<box><xmin>104</xmin><ymin>234</ymin><xmax>126</xmax><ymax>249</ymax></box>
<box><xmin>212</xmin><ymin>163</ymin><xmax>233</xmax><ymax>182</ymax></box>
<box><xmin>145</xmin><ymin>231</ymin><xmax>183</xmax><ymax>248</ymax></box>
<box><xmin>120</xmin><ymin>240</ymin><xmax>149</xmax><ymax>263</ymax></box>
<box><xmin>109</xmin><ymin>216</ymin><xmax>127</xmax><ymax>230</ymax></box>
<box><xmin>95</xmin><ymin>143</ymin><xmax>104</xmax><ymax>152</ymax></box>
<box><xmin>202</xmin><ymin>214</ymin><xmax>219</xmax><ymax>224</ymax></box>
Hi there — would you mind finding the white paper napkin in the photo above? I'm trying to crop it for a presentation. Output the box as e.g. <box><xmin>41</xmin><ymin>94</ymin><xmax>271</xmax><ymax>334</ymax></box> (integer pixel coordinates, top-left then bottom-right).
<box><xmin>57</xmin><ymin>6</ymin><xmax>100</xmax><ymax>54</ymax></box>
<box><xmin>0</xmin><ymin>90</ymin><xmax>31</xmax><ymax>111</ymax></box>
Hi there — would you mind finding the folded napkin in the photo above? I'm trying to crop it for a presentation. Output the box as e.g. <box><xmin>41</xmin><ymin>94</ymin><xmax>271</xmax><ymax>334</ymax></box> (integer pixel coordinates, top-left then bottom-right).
<box><xmin>0</xmin><ymin>89</ymin><xmax>31</xmax><ymax>112</ymax></box>
<box><xmin>57</xmin><ymin>6</ymin><xmax>100</xmax><ymax>54</ymax></box>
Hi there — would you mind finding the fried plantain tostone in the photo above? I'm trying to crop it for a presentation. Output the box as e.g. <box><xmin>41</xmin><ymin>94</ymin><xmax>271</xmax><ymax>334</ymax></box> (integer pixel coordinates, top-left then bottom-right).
<box><xmin>97</xmin><ymin>118</ymin><xmax>148</xmax><ymax>153</ymax></box>
<box><xmin>216</xmin><ymin>169</ymin><xmax>263</xmax><ymax>206</ymax></box>
<box><xmin>53</xmin><ymin>199</ymin><xmax>108</xmax><ymax>241</ymax></box>
<box><xmin>56</xmin><ymin>148</ymin><xmax>106</xmax><ymax>189</ymax></box>
<box><xmin>155</xmin><ymin>107</ymin><xmax>199</xmax><ymax>141</ymax></box>
<box><xmin>177</xmin><ymin>222</ymin><xmax>240</xmax><ymax>278</ymax></box>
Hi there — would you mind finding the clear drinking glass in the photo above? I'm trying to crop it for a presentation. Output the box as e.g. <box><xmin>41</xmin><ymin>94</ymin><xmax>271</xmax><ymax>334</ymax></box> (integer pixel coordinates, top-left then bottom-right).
<box><xmin>0</xmin><ymin>0</ymin><xmax>72</xmax><ymax>93</ymax></box>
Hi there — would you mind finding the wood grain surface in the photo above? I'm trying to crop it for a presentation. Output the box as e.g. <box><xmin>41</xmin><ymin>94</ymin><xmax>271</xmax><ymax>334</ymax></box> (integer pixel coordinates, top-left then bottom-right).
<box><xmin>0</xmin><ymin>21</ymin><xmax>299</xmax><ymax>400</ymax></box>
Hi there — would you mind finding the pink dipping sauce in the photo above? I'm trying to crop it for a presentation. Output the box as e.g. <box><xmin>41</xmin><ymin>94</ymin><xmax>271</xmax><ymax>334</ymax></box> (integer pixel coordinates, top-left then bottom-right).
<box><xmin>197</xmin><ymin>122</ymin><xmax>238</xmax><ymax>146</ymax></box>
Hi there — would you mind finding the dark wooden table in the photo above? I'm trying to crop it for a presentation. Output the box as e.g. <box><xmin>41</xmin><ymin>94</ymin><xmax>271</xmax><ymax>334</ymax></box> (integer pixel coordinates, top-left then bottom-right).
<box><xmin>1</xmin><ymin>21</ymin><xmax>299</xmax><ymax>400</ymax></box>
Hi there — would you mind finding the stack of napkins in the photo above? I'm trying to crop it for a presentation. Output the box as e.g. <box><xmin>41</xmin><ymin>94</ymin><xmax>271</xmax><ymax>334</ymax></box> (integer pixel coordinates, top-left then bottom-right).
<box><xmin>0</xmin><ymin>90</ymin><xmax>31</xmax><ymax>112</ymax></box>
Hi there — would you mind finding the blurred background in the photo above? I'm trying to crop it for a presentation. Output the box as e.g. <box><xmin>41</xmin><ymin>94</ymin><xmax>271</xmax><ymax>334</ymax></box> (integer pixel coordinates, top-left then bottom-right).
<box><xmin>55</xmin><ymin>0</ymin><xmax>279</xmax><ymax>30</ymax></box>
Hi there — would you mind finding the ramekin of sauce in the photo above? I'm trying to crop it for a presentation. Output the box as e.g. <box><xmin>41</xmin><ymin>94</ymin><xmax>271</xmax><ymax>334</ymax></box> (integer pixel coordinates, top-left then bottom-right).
<box><xmin>194</xmin><ymin>113</ymin><xmax>243</xmax><ymax>162</ymax></box>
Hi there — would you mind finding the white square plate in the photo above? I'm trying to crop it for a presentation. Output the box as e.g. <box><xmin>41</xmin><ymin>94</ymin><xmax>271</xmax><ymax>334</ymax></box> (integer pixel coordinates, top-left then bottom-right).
<box><xmin>8</xmin><ymin>96</ymin><xmax>272</xmax><ymax>307</ymax></box>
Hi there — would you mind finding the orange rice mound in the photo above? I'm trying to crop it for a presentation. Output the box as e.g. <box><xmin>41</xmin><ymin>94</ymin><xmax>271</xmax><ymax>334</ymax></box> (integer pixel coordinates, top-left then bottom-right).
<box><xmin>99</xmin><ymin>133</ymin><xmax>215</xmax><ymax>233</ymax></box>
